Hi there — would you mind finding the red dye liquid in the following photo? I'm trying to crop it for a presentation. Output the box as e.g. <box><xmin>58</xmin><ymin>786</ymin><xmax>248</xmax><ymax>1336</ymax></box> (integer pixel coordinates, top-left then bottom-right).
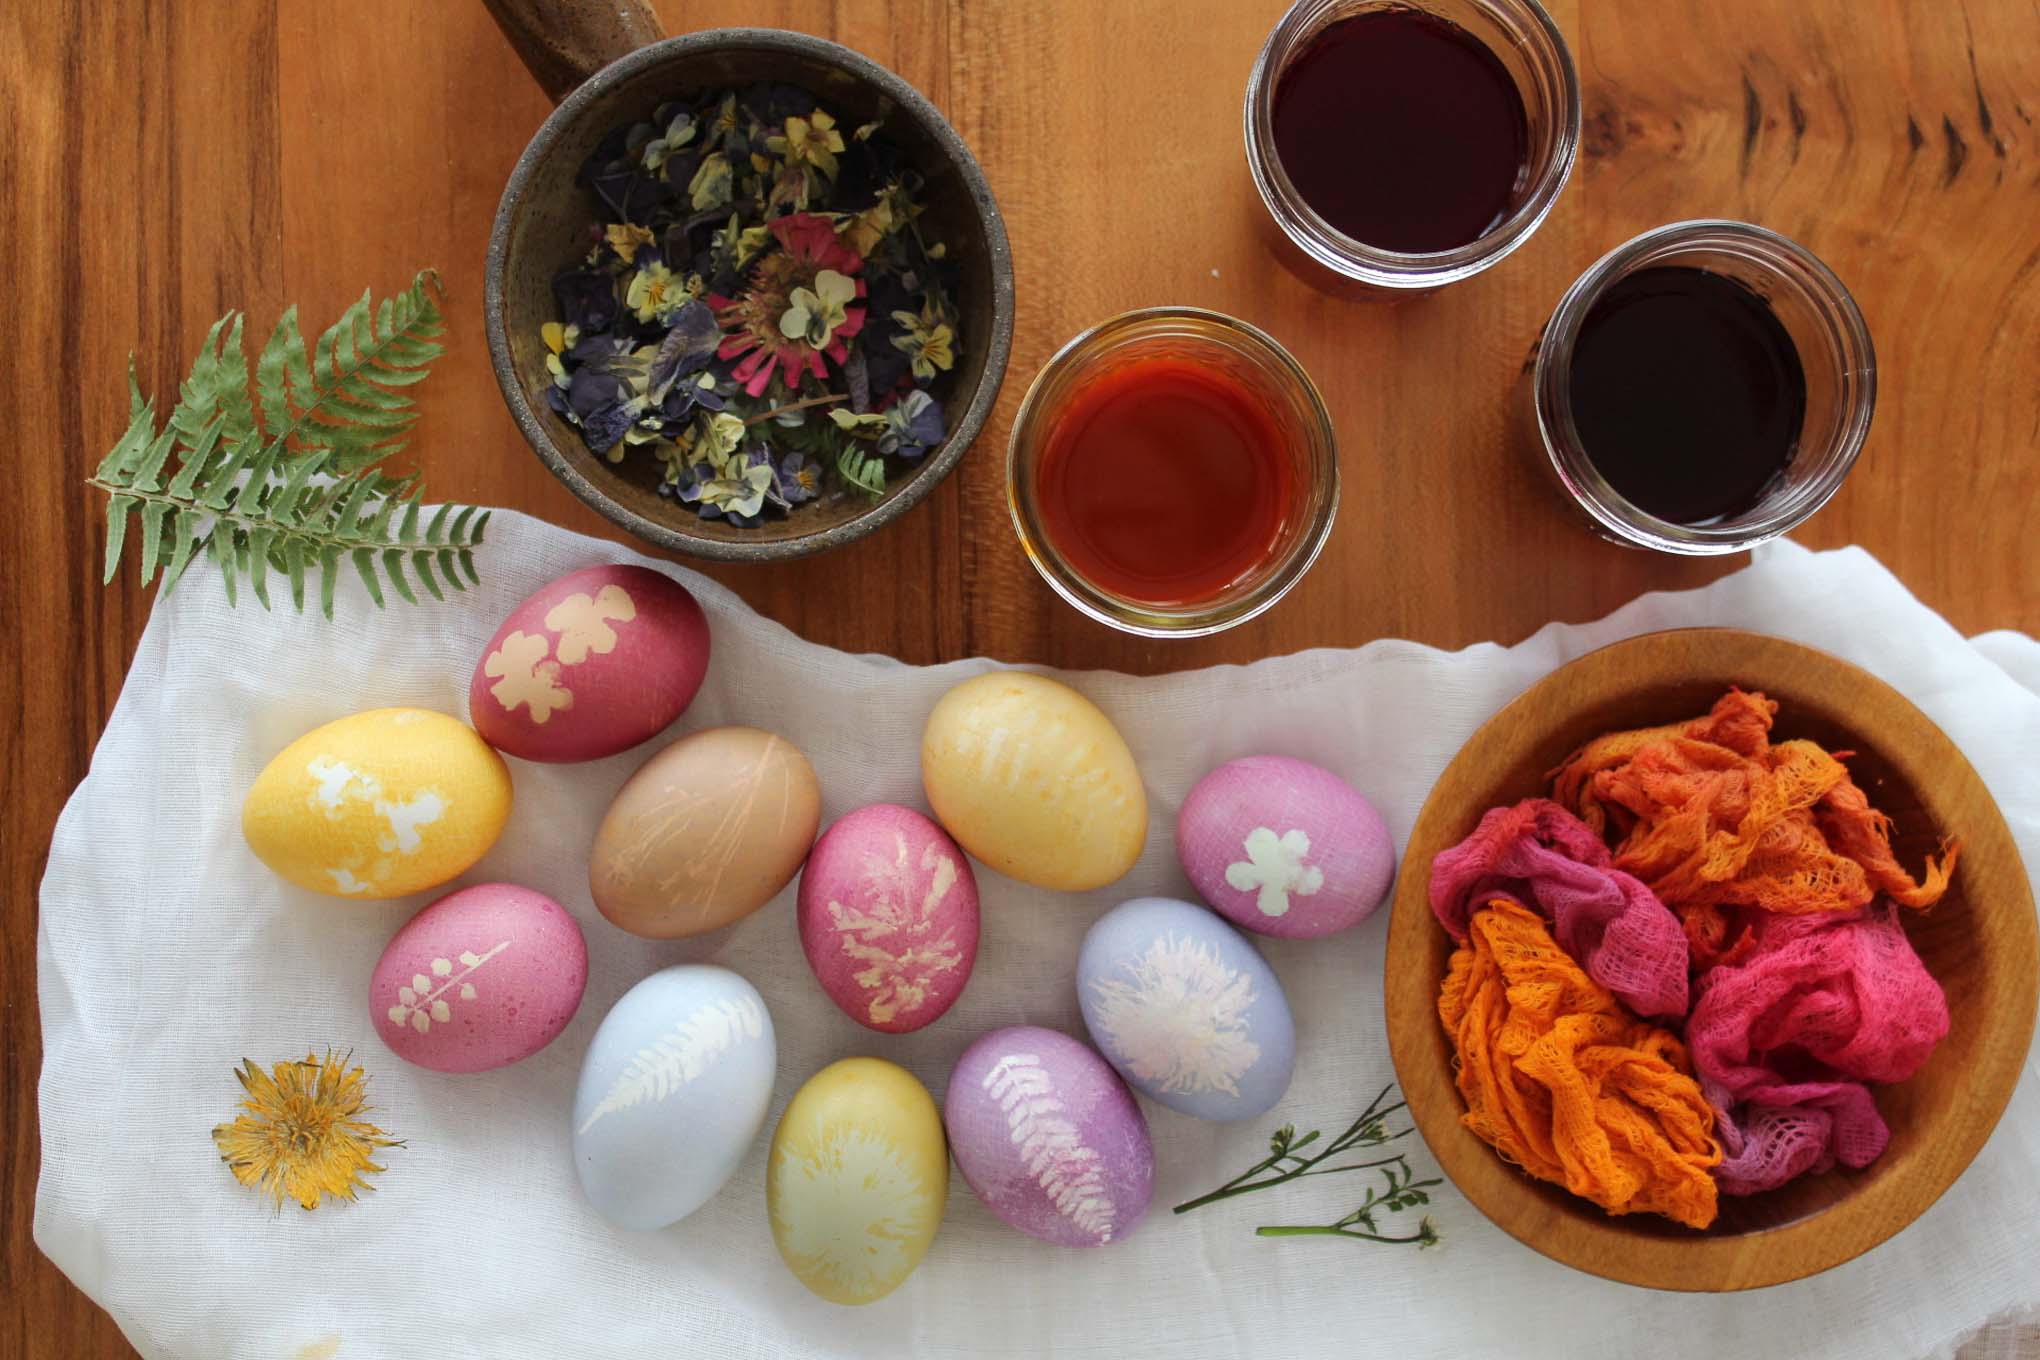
<box><xmin>1034</xmin><ymin>357</ymin><xmax>1294</xmax><ymax>607</ymax></box>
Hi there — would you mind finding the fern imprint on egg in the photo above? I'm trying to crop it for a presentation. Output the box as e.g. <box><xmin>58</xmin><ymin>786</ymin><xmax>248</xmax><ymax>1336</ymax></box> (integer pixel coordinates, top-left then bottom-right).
<box><xmin>981</xmin><ymin>1053</ymin><xmax>1118</xmax><ymax>1242</ymax></box>
<box><xmin>578</xmin><ymin>994</ymin><xmax>766</xmax><ymax>1134</ymax></box>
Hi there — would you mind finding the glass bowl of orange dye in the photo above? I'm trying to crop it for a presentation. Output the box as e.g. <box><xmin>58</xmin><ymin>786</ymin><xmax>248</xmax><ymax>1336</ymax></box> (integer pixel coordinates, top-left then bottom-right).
<box><xmin>1383</xmin><ymin>628</ymin><xmax>2037</xmax><ymax>1290</ymax></box>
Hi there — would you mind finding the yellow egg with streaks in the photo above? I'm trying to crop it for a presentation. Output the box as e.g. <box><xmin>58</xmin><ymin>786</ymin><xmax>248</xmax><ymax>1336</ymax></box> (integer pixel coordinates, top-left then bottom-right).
<box><xmin>920</xmin><ymin>672</ymin><xmax>1147</xmax><ymax>891</ymax></box>
<box><xmin>241</xmin><ymin>708</ymin><xmax>512</xmax><ymax>900</ymax></box>
<box><xmin>767</xmin><ymin>1057</ymin><xmax>947</xmax><ymax>1306</ymax></box>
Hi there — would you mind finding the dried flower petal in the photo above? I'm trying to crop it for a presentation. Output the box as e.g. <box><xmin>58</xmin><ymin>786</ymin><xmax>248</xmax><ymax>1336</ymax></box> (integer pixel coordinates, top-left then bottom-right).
<box><xmin>211</xmin><ymin>1051</ymin><xmax>400</xmax><ymax>1212</ymax></box>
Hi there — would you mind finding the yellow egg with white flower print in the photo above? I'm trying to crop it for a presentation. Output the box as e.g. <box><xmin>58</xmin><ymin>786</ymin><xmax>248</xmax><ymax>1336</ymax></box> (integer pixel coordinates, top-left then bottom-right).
<box><xmin>242</xmin><ymin>708</ymin><xmax>512</xmax><ymax>900</ymax></box>
<box><xmin>767</xmin><ymin>1057</ymin><xmax>948</xmax><ymax>1306</ymax></box>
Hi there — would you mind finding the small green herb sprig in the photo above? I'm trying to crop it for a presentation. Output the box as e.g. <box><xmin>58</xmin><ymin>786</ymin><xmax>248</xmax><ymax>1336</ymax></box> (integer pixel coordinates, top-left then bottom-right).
<box><xmin>88</xmin><ymin>270</ymin><xmax>488</xmax><ymax>618</ymax></box>
<box><xmin>1175</xmin><ymin>1084</ymin><xmax>1443</xmax><ymax>1246</ymax></box>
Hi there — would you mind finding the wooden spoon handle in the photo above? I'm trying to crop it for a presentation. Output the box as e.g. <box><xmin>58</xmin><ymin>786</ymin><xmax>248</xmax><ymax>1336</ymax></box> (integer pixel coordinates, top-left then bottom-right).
<box><xmin>481</xmin><ymin>0</ymin><xmax>666</xmax><ymax>104</ymax></box>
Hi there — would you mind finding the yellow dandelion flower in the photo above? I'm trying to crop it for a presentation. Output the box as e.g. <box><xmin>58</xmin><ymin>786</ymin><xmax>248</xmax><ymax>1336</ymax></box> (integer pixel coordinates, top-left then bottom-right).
<box><xmin>211</xmin><ymin>1050</ymin><xmax>400</xmax><ymax>1211</ymax></box>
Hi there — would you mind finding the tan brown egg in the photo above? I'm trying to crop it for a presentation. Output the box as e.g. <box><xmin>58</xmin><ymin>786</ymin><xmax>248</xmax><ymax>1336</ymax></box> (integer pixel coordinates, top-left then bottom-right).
<box><xmin>589</xmin><ymin>726</ymin><xmax>821</xmax><ymax>939</ymax></box>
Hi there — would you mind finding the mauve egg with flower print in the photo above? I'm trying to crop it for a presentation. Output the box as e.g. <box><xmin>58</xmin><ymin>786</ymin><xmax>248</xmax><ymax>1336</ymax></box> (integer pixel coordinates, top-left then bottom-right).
<box><xmin>797</xmin><ymin>804</ymin><xmax>980</xmax><ymax>1033</ymax></box>
<box><xmin>370</xmin><ymin>883</ymin><xmax>588</xmax><ymax>1073</ymax></box>
<box><xmin>1176</xmin><ymin>755</ymin><xmax>1395</xmax><ymax>939</ymax></box>
<box><xmin>944</xmin><ymin>1026</ymin><xmax>1153</xmax><ymax>1247</ymax></box>
<box><xmin>469</xmin><ymin>564</ymin><xmax>710</xmax><ymax>764</ymax></box>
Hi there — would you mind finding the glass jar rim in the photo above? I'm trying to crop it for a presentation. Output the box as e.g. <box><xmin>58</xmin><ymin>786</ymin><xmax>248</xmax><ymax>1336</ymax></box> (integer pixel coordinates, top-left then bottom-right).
<box><xmin>1005</xmin><ymin>306</ymin><xmax>1340</xmax><ymax>639</ymax></box>
<box><xmin>1243</xmin><ymin>0</ymin><xmax>1583</xmax><ymax>289</ymax></box>
<box><xmin>1531</xmin><ymin>218</ymin><xmax>1877</xmax><ymax>554</ymax></box>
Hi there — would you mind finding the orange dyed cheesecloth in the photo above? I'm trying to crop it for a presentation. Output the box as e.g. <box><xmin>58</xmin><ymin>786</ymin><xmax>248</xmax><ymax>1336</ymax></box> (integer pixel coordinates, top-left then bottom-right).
<box><xmin>1550</xmin><ymin>690</ymin><xmax>1958</xmax><ymax>966</ymax></box>
<box><xmin>1439</xmin><ymin>899</ymin><xmax>1722</xmax><ymax>1229</ymax></box>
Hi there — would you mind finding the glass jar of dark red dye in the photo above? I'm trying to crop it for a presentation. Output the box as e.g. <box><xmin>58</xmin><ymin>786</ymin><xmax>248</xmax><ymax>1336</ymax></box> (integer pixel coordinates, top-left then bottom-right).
<box><xmin>1245</xmin><ymin>0</ymin><xmax>1580</xmax><ymax>294</ymax></box>
<box><xmin>1007</xmin><ymin>309</ymin><xmax>1339</xmax><ymax>638</ymax></box>
<box><xmin>1529</xmin><ymin>220</ymin><xmax>1876</xmax><ymax>554</ymax></box>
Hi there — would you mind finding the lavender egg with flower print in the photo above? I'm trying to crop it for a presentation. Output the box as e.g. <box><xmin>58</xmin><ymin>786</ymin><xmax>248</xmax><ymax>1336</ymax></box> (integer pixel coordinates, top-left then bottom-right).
<box><xmin>1177</xmin><ymin>755</ymin><xmax>1395</xmax><ymax>938</ymax></box>
<box><xmin>370</xmin><ymin>883</ymin><xmax>588</xmax><ymax>1074</ymax></box>
<box><xmin>468</xmin><ymin>564</ymin><xmax>709</xmax><ymax>764</ymax></box>
<box><xmin>1077</xmin><ymin>897</ymin><xmax>1296</xmax><ymax>1122</ymax></box>
<box><xmin>797</xmin><ymin>804</ymin><xmax>980</xmax><ymax>1033</ymax></box>
<box><xmin>944</xmin><ymin>1026</ymin><xmax>1154</xmax><ymax>1247</ymax></box>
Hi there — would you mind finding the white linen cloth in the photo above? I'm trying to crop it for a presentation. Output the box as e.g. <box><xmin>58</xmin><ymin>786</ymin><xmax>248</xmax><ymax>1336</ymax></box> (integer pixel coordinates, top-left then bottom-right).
<box><xmin>36</xmin><ymin>511</ymin><xmax>2040</xmax><ymax>1360</ymax></box>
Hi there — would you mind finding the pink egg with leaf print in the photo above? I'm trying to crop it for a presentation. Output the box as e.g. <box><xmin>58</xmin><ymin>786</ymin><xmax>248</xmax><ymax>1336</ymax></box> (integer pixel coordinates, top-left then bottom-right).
<box><xmin>469</xmin><ymin>564</ymin><xmax>709</xmax><ymax>764</ymax></box>
<box><xmin>370</xmin><ymin>882</ymin><xmax>589</xmax><ymax>1073</ymax></box>
<box><xmin>797</xmin><ymin>804</ymin><xmax>979</xmax><ymax>1033</ymax></box>
<box><xmin>1176</xmin><ymin>755</ymin><xmax>1395</xmax><ymax>939</ymax></box>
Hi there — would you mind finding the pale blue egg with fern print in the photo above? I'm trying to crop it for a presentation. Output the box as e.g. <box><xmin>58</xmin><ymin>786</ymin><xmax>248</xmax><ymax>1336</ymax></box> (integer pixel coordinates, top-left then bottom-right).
<box><xmin>1077</xmin><ymin>897</ymin><xmax>1295</xmax><ymax>1122</ymax></box>
<box><xmin>571</xmin><ymin>964</ymin><xmax>776</xmax><ymax>1230</ymax></box>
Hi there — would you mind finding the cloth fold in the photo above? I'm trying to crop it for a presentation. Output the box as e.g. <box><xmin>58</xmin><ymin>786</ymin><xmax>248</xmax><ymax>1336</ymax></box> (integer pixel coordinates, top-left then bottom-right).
<box><xmin>35</xmin><ymin>517</ymin><xmax>2040</xmax><ymax>1360</ymax></box>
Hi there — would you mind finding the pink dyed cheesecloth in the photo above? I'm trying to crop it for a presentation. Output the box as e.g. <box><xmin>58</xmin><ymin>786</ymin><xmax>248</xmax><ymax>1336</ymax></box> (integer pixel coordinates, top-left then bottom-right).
<box><xmin>1428</xmin><ymin>798</ymin><xmax>1691</xmax><ymax>1018</ymax></box>
<box><xmin>1686</xmin><ymin>903</ymin><xmax>1950</xmax><ymax>1195</ymax></box>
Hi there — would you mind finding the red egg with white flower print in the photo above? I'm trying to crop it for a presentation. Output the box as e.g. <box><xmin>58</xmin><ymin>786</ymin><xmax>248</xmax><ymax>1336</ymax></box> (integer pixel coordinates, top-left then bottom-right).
<box><xmin>797</xmin><ymin>804</ymin><xmax>980</xmax><ymax>1033</ymax></box>
<box><xmin>371</xmin><ymin>883</ymin><xmax>588</xmax><ymax>1073</ymax></box>
<box><xmin>469</xmin><ymin>564</ymin><xmax>710</xmax><ymax>763</ymax></box>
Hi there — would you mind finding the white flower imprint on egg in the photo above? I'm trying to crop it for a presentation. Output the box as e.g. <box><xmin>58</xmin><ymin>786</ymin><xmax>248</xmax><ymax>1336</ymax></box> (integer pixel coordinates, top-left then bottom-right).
<box><xmin>304</xmin><ymin>757</ymin><xmax>380</xmax><ymax>816</ymax></box>
<box><xmin>1089</xmin><ymin>932</ymin><xmax>1261</xmax><ymax>1097</ymax></box>
<box><xmin>980</xmin><ymin>1052</ymin><xmax>1117</xmax><ymax>1242</ymax></box>
<box><xmin>485</xmin><ymin>630</ymin><xmax>573</xmax><ymax>723</ymax></box>
<box><xmin>577</xmin><ymin>994</ymin><xmax>765</xmax><ymax>1134</ymax></box>
<box><xmin>827</xmin><ymin>835</ymin><xmax>965</xmax><ymax>1025</ymax></box>
<box><xmin>374</xmin><ymin>789</ymin><xmax>446</xmax><ymax>855</ymax></box>
<box><xmin>1225</xmin><ymin>826</ymin><xmax>1325</xmax><ymax>918</ymax></box>
<box><xmin>546</xmin><ymin>584</ymin><xmax>636</xmax><ymax>666</ymax></box>
<box><xmin>387</xmin><ymin>940</ymin><xmax>511</xmax><ymax>1036</ymax></box>
<box><xmin>773</xmin><ymin>1125</ymin><xmax>933</xmax><ymax>1299</ymax></box>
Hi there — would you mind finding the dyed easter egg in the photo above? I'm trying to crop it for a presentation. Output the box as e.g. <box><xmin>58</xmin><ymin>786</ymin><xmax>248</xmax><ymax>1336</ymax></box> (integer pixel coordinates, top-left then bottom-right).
<box><xmin>768</xmin><ymin>1057</ymin><xmax>947</xmax><ymax>1305</ymax></box>
<box><xmin>1177</xmin><ymin>755</ymin><xmax>1395</xmax><ymax>938</ymax></box>
<box><xmin>371</xmin><ymin>883</ymin><xmax>587</xmax><ymax>1072</ymax></box>
<box><xmin>469</xmin><ymin>564</ymin><xmax>710</xmax><ymax>764</ymax></box>
<box><xmin>589</xmin><ymin>726</ymin><xmax>820</xmax><ymax>939</ymax></box>
<box><xmin>571</xmin><ymin>964</ymin><xmax>776</xmax><ymax>1230</ymax></box>
<box><xmin>1077</xmin><ymin>896</ymin><xmax>1296</xmax><ymax>1121</ymax></box>
<box><xmin>242</xmin><ymin>708</ymin><xmax>512</xmax><ymax>900</ymax></box>
<box><xmin>945</xmin><ymin>1026</ymin><xmax>1154</xmax><ymax>1247</ymax></box>
<box><xmin>920</xmin><ymin>672</ymin><xmax>1146</xmax><ymax>892</ymax></box>
<box><xmin>797</xmin><ymin>805</ymin><xmax>980</xmax><ymax>1033</ymax></box>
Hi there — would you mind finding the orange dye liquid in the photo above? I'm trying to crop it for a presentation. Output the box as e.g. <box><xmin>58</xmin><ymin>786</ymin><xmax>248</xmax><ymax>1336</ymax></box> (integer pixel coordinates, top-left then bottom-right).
<box><xmin>1034</xmin><ymin>357</ymin><xmax>1294</xmax><ymax>607</ymax></box>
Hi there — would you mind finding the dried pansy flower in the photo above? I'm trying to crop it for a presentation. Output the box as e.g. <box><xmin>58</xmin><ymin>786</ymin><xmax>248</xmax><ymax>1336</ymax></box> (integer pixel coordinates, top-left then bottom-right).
<box><xmin>604</xmin><ymin>222</ymin><xmax>657</xmax><ymax>264</ymax></box>
<box><xmin>212</xmin><ymin>1050</ymin><xmax>400</xmax><ymax>1211</ymax></box>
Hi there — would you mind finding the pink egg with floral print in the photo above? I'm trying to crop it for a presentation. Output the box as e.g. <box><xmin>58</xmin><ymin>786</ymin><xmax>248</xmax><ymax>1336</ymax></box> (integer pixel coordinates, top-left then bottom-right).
<box><xmin>797</xmin><ymin>804</ymin><xmax>979</xmax><ymax>1033</ymax></box>
<box><xmin>469</xmin><ymin>564</ymin><xmax>710</xmax><ymax>764</ymax></box>
<box><xmin>1176</xmin><ymin>755</ymin><xmax>1395</xmax><ymax>939</ymax></box>
<box><xmin>945</xmin><ymin>1026</ymin><xmax>1153</xmax><ymax>1247</ymax></box>
<box><xmin>370</xmin><ymin>883</ymin><xmax>589</xmax><ymax>1073</ymax></box>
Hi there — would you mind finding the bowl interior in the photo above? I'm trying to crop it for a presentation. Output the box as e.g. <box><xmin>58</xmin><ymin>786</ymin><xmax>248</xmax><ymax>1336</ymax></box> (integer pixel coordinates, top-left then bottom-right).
<box><xmin>1384</xmin><ymin>629</ymin><xmax>2037</xmax><ymax>1289</ymax></box>
<box><xmin>491</xmin><ymin>33</ymin><xmax>1009</xmax><ymax>559</ymax></box>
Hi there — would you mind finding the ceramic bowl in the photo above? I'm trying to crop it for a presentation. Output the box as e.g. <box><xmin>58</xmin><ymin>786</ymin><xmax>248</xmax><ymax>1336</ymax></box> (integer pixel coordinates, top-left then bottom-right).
<box><xmin>486</xmin><ymin>26</ymin><xmax>1014</xmax><ymax>562</ymax></box>
<box><xmin>1384</xmin><ymin>628</ymin><xmax>2037</xmax><ymax>1289</ymax></box>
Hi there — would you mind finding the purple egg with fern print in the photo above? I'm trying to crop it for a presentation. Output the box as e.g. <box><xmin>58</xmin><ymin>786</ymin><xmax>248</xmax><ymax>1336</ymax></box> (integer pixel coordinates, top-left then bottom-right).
<box><xmin>1176</xmin><ymin>755</ymin><xmax>1395</xmax><ymax>939</ymax></box>
<box><xmin>370</xmin><ymin>882</ymin><xmax>588</xmax><ymax>1073</ymax></box>
<box><xmin>944</xmin><ymin>1026</ymin><xmax>1153</xmax><ymax>1247</ymax></box>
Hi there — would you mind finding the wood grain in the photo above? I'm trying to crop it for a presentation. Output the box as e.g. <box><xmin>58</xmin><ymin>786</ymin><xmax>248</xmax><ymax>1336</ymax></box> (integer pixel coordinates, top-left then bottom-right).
<box><xmin>1383</xmin><ymin>630</ymin><xmax>2039</xmax><ymax>1290</ymax></box>
<box><xmin>3</xmin><ymin>0</ymin><xmax>2036</xmax><ymax>1351</ymax></box>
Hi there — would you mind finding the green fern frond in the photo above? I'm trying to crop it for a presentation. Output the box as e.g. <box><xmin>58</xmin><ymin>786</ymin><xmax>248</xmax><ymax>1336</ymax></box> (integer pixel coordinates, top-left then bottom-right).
<box><xmin>257</xmin><ymin>270</ymin><xmax>446</xmax><ymax>471</ymax></box>
<box><xmin>89</xmin><ymin>270</ymin><xmax>485</xmax><ymax>618</ymax></box>
<box><xmin>836</xmin><ymin>446</ymin><xmax>887</xmax><ymax>500</ymax></box>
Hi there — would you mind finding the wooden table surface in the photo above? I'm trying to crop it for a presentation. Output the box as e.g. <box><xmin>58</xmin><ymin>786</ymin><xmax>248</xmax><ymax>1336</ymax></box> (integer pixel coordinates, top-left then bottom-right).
<box><xmin>5</xmin><ymin>0</ymin><xmax>2036</xmax><ymax>1353</ymax></box>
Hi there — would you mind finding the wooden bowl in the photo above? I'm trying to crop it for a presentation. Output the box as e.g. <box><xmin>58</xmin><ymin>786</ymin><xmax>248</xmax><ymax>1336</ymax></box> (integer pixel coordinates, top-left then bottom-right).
<box><xmin>1384</xmin><ymin>628</ymin><xmax>2037</xmax><ymax>1290</ymax></box>
<box><xmin>485</xmin><ymin>27</ymin><xmax>1014</xmax><ymax>562</ymax></box>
